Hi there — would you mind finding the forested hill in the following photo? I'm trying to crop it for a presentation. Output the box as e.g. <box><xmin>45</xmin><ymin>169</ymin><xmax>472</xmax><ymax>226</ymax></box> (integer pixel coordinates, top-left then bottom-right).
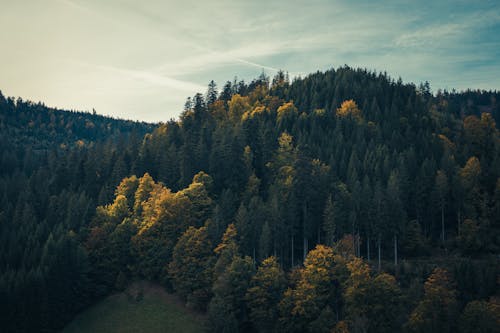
<box><xmin>1</xmin><ymin>67</ymin><xmax>499</xmax><ymax>333</ymax></box>
<box><xmin>0</xmin><ymin>91</ymin><xmax>154</xmax><ymax>152</ymax></box>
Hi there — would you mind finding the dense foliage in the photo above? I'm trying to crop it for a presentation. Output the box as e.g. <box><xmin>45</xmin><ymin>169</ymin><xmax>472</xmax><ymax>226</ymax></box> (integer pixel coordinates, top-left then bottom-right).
<box><xmin>1</xmin><ymin>67</ymin><xmax>499</xmax><ymax>332</ymax></box>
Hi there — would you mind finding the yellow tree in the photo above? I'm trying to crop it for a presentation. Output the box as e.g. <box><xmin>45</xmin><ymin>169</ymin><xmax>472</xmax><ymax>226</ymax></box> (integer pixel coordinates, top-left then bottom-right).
<box><xmin>336</xmin><ymin>100</ymin><xmax>362</xmax><ymax>120</ymax></box>
<box><xmin>345</xmin><ymin>258</ymin><xmax>402</xmax><ymax>333</ymax></box>
<box><xmin>228</xmin><ymin>94</ymin><xmax>250</xmax><ymax>122</ymax></box>
<box><xmin>279</xmin><ymin>245</ymin><xmax>339</xmax><ymax>332</ymax></box>
<box><xmin>277</xmin><ymin>101</ymin><xmax>298</xmax><ymax>130</ymax></box>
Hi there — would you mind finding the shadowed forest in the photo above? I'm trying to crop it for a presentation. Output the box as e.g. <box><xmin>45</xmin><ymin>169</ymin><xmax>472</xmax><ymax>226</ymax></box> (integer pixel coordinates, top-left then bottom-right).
<box><xmin>0</xmin><ymin>67</ymin><xmax>499</xmax><ymax>332</ymax></box>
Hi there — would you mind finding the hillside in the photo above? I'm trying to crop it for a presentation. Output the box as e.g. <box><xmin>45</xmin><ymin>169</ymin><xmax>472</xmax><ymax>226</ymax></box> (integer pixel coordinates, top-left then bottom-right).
<box><xmin>63</xmin><ymin>282</ymin><xmax>206</xmax><ymax>333</ymax></box>
<box><xmin>1</xmin><ymin>67</ymin><xmax>499</xmax><ymax>333</ymax></box>
<box><xmin>0</xmin><ymin>92</ymin><xmax>154</xmax><ymax>151</ymax></box>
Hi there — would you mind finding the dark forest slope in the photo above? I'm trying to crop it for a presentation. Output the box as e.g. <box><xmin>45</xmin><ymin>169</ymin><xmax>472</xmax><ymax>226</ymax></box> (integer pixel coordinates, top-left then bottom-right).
<box><xmin>1</xmin><ymin>67</ymin><xmax>499</xmax><ymax>333</ymax></box>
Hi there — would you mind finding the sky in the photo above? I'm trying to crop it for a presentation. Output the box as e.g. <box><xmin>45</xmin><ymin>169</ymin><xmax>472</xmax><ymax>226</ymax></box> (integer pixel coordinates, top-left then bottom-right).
<box><xmin>0</xmin><ymin>0</ymin><xmax>499</xmax><ymax>122</ymax></box>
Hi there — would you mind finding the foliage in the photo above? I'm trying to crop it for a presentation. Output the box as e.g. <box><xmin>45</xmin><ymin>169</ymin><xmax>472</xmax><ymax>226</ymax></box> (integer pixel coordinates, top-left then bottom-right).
<box><xmin>245</xmin><ymin>256</ymin><xmax>287</xmax><ymax>332</ymax></box>
<box><xmin>2</xmin><ymin>67</ymin><xmax>500</xmax><ymax>332</ymax></box>
<box><xmin>406</xmin><ymin>268</ymin><xmax>459</xmax><ymax>333</ymax></box>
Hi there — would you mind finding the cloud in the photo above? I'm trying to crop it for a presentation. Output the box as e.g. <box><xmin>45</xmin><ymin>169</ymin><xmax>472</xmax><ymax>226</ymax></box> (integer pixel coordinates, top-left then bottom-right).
<box><xmin>1</xmin><ymin>0</ymin><xmax>499</xmax><ymax>122</ymax></box>
<box><xmin>77</xmin><ymin>62</ymin><xmax>207</xmax><ymax>92</ymax></box>
<box><xmin>394</xmin><ymin>23</ymin><xmax>462</xmax><ymax>48</ymax></box>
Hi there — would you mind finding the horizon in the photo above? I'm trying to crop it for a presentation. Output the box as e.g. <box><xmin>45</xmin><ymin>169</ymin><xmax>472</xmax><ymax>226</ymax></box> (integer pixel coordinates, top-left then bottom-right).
<box><xmin>1</xmin><ymin>66</ymin><xmax>498</xmax><ymax>125</ymax></box>
<box><xmin>1</xmin><ymin>0</ymin><xmax>499</xmax><ymax>122</ymax></box>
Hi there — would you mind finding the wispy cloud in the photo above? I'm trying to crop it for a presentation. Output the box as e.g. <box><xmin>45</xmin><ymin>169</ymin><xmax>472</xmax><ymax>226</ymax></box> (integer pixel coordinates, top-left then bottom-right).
<box><xmin>72</xmin><ymin>62</ymin><xmax>207</xmax><ymax>92</ymax></box>
<box><xmin>0</xmin><ymin>0</ymin><xmax>499</xmax><ymax>122</ymax></box>
<box><xmin>395</xmin><ymin>23</ymin><xmax>462</xmax><ymax>48</ymax></box>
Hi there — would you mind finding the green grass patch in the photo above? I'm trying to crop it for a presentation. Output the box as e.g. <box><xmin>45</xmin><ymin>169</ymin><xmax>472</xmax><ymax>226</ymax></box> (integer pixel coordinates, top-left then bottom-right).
<box><xmin>63</xmin><ymin>283</ymin><xmax>206</xmax><ymax>333</ymax></box>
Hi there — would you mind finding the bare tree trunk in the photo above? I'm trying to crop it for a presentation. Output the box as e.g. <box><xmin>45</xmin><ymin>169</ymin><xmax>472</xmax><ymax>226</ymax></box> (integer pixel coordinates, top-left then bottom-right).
<box><xmin>303</xmin><ymin>237</ymin><xmax>308</xmax><ymax>260</ymax></box>
<box><xmin>367</xmin><ymin>236</ymin><xmax>370</xmax><ymax>261</ymax></box>
<box><xmin>378</xmin><ymin>235</ymin><xmax>381</xmax><ymax>272</ymax></box>
<box><xmin>352</xmin><ymin>216</ymin><xmax>356</xmax><ymax>256</ymax></box>
<box><xmin>357</xmin><ymin>229</ymin><xmax>360</xmax><ymax>257</ymax></box>
<box><xmin>317</xmin><ymin>225</ymin><xmax>321</xmax><ymax>244</ymax></box>
<box><xmin>394</xmin><ymin>234</ymin><xmax>398</xmax><ymax>268</ymax></box>
<box><xmin>291</xmin><ymin>235</ymin><xmax>294</xmax><ymax>267</ymax></box>
<box><xmin>303</xmin><ymin>203</ymin><xmax>308</xmax><ymax>260</ymax></box>
<box><xmin>457</xmin><ymin>209</ymin><xmax>461</xmax><ymax>236</ymax></box>
<box><xmin>441</xmin><ymin>203</ymin><xmax>445</xmax><ymax>244</ymax></box>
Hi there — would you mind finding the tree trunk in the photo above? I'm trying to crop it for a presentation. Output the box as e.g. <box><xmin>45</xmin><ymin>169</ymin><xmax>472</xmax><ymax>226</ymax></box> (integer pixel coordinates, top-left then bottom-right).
<box><xmin>303</xmin><ymin>237</ymin><xmax>308</xmax><ymax>260</ymax></box>
<box><xmin>303</xmin><ymin>203</ymin><xmax>307</xmax><ymax>260</ymax></box>
<box><xmin>291</xmin><ymin>235</ymin><xmax>294</xmax><ymax>267</ymax></box>
<box><xmin>378</xmin><ymin>235</ymin><xmax>381</xmax><ymax>272</ymax></box>
<box><xmin>441</xmin><ymin>203</ymin><xmax>445</xmax><ymax>244</ymax></box>
<box><xmin>317</xmin><ymin>225</ymin><xmax>321</xmax><ymax>244</ymax></box>
<box><xmin>357</xmin><ymin>229</ymin><xmax>360</xmax><ymax>257</ymax></box>
<box><xmin>367</xmin><ymin>236</ymin><xmax>370</xmax><ymax>261</ymax></box>
<box><xmin>352</xmin><ymin>215</ymin><xmax>356</xmax><ymax>256</ymax></box>
<box><xmin>394</xmin><ymin>234</ymin><xmax>398</xmax><ymax>268</ymax></box>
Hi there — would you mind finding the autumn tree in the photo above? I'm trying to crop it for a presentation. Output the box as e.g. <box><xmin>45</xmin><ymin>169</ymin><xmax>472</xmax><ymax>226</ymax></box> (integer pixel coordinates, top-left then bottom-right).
<box><xmin>208</xmin><ymin>225</ymin><xmax>255</xmax><ymax>332</ymax></box>
<box><xmin>344</xmin><ymin>258</ymin><xmax>402</xmax><ymax>333</ymax></box>
<box><xmin>245</xmin><ymin>256</ymin><xmax>287</xmax><ymax>332</ymax></box>
<box><xmin>407</xmin><ymin>268</ymin><xmax>458</xmax><ymax>333</ymax></box>
<box><xmin>279</xmin><ymin>245</ymin><xmax>340</xmax><ymax>332</ymax></box>
<box><xmin>336</xmin><ymin>100</ymin><xmax>362</xmax><ymax>120</ymax></box>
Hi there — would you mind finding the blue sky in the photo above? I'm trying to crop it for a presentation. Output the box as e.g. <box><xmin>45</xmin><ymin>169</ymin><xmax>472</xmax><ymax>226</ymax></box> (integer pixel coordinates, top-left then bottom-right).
<box><xmin>0</xmin><ymin>0</ymin><xmax>499</xmax><ymax>122</ymax></box>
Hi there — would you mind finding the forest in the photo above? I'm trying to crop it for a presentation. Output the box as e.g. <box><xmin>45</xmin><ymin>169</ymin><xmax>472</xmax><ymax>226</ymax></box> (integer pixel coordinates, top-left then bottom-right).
<box><xmin>0</xmin><ymin>66</ymin><xmax>499</xmax><ymax>332</ymax></box>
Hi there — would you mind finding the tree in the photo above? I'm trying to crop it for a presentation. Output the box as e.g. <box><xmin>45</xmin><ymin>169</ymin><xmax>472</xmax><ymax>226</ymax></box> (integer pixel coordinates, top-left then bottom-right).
<box><xmin>336</xmin><ymin>100</ymin><xmax>362</xmax><ymax>120</ymax></box>
<box><xmin>323</xmin><ymin>195</ymin><xmax>336</xmax><ymax>246</ymax></box>
<box><xmin>459</xmin><ymin>299</ymin><xmax>499</xmax><ymax>333</ymax></box>
<box><xmin>213</xmin><ymin>224</ymin><xmax>239</xmax><ymax>277</ymax></box>
<box><xmin>457</xmin><ymin>219</ymin><xmax>482</xmax><ymax>255</ymax></box>
<box><xmin>258</xmin><ymin>220</ymin><xmax>272</xmax><ymax>261</ymax></box>
<box><xmin>133</xmin><ymin>173</ymin><xmax>156</xmax><ymax>217</ymax></box>
<box><xmin>277</xmin><ymin>102</ymin><xmax>298</xmax><ymax>130</ymax></box>
<box><xmin>180</xmin><ymin>176</ymin><xmax>213</xmax><ymax>227</ymax></box>
<box><xmin>435</xmin><ymin>170</ymin><xmax>449</xmax><ymax>244</ymax></box>
<box><xmin>168</xmin><ymin>225</ymin><xmax>214</xmax><ymax>310</ymax></box>
<box><xmin>386</xmin><ymin>169</ymin><xmax>404</xmax><ymax>267</ymax></box>
<box><xmin>279</xmin><ymin>245</ymin><xmax>340</xmax><ymax>332</ymax></box>
<box><xmin>208</xmin><ymin>255</ymin><xmax>255</xmax><ymax>332</ymax></box>
<box><xmin>345</xmin><ymin>257</ymin><xmax>402</xmax><ymax>333</ymax></box>
<box><xmin>246</xmin><ymin>256</ymin><xmax>287</xmax><ymax>332</ymax></box>
<box><xmin>459</xmin><ymin>157</ymin><xmax>481</xmax><ymax>220</ymax></box>
<box><xmin>407</xmin><ymin>268</ymin><xmax>458</xmax><ymax>333</ymax></box>
<box><xmin>228</xmin><ymin>94</ymin><xmax>250</xmax><ymax>122</ymax></box>
<box><xmin>206</xmin><ymin>80</ymin><xmax>218</xmax><ymax>106</ymax></box>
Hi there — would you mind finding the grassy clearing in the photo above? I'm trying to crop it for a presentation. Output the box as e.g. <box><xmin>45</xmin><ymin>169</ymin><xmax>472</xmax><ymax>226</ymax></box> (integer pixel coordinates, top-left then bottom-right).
<box><xmin>63</xmin><ymin>282</ymin><xmax>206</xmax><ymax>333</ymax></box>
